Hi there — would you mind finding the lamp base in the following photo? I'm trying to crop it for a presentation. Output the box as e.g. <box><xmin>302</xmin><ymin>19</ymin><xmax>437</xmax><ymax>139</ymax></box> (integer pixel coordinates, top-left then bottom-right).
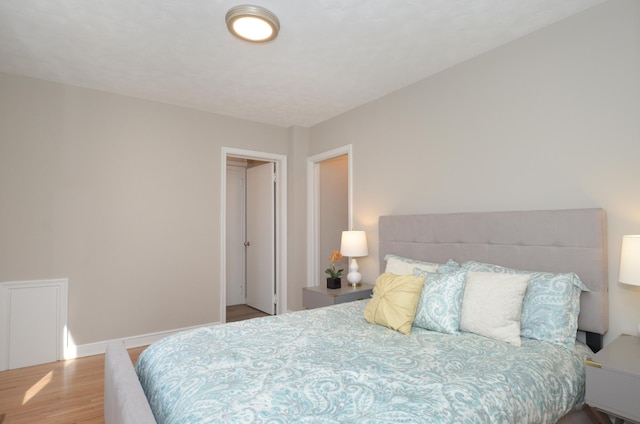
<box><xmin>347</xmin><ymin>259</ymin><xmax>362</xmax><ymax>287</ymax></box>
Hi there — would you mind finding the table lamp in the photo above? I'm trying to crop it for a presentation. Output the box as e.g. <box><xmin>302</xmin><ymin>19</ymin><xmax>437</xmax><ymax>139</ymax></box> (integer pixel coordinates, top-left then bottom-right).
<box><xmin>340</xmin><ymin>230</ymin><xmax>368</xmax><ymax>287</ymax></box>
<box><xmin>619</xmin><ymin>235</ymin><xmax>640</xmax><ymax>334</ymax></box>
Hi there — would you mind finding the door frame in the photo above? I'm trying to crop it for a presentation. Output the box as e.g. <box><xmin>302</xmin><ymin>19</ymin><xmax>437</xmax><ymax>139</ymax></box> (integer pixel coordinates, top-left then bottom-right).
<box><xmin>220</xmin><ymin>147</ymin><xmax>287</xmax><ymax>322</ymax></box>
<box><xmin>306</xmin><ymin>145</ymin><xmax>353</xmax><ymax>287</ymax></box>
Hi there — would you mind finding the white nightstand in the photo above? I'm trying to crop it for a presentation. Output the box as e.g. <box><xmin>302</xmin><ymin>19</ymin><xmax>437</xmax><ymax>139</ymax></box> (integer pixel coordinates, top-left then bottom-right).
<box><xmin>302</xmin><ymin>283</ymin><xmax>374</xmax><ymax>310</ymax></box>
<box><xmin>585</xmin><ymin>334</ymin><xmax>640</xmax><ymax>423</ymax></box>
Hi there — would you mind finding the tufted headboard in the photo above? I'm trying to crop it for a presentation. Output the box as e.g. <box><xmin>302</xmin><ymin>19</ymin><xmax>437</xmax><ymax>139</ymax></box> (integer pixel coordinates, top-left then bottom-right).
<box><xmin>379</xmin><ymin>208</ymin><xmax>608</xmax><ymax>349</ymax></box>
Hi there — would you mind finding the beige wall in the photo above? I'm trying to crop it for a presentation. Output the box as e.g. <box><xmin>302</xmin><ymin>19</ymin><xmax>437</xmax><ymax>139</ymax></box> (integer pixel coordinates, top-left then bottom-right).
<box><xmin>309</xmin><ymin>0</ymin><xmax>640</xmax><ymax>343</ymax></box>
<box><xmin>286</xmin><ymin>126</ymin><xmax>309</xmax><ymax>311</ymax></box>
<box><xmin>1</xmin><ymin>0</ymin><xmax>638</xmax><ymax>350</ymax></box>
<box><xmin>0</xmin><ymin>73</ymin><xmax>289</xmax><ymax>345</ymax></box>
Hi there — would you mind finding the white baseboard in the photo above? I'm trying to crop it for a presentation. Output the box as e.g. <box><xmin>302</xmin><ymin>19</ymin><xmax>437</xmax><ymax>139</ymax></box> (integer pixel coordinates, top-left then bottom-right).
<box><xmin>65</xmin><ymin>320</ymin><xmax>221</xmax><ymax>359</ymax></box>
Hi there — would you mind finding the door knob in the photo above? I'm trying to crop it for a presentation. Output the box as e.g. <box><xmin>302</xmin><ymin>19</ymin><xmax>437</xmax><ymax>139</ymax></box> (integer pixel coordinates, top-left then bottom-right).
<box><xmin>244</xmin><ymin>241</ymin><xmax>251</xmax><ymax>247</ymax></box>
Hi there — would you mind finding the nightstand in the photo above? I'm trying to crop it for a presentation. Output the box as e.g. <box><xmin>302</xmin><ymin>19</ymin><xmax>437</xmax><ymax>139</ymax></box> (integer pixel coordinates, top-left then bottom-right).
<box><xmin>302</xmin><ymin>283</ymin><xmax>374</xmax><ymax>310</ymax></box>
<box><xmin>586</xmin><ymin>334</ymin><xmax>640</xmax><ymax>423</ymax></box>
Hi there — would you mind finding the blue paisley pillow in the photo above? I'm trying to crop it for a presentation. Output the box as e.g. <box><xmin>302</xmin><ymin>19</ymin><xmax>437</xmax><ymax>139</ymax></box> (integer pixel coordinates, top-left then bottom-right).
<box><xmin>412</xmin><ymin>268</ymin><xmax>468</xmax><ymax>334</ymax></box>
<box><xmin>461</xmin><ymin>261</ymin><xmax>589</xmax><ymax>350</ymax></box>
<box><xmin>436</xmin><ymin>259</ymin><xmax>461</xmax><ymax>274</ymax></box>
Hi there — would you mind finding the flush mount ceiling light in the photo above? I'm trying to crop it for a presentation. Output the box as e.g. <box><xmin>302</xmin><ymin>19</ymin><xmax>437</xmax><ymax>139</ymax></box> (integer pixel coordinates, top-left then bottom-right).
<box><xmin>226</xmin><ymin>5</ymin><xmax>280</xmax><ymax>43</ymax></box>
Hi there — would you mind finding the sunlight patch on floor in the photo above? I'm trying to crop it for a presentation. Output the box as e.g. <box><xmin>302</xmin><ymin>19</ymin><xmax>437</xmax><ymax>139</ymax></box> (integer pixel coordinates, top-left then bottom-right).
<box><xmin>22</xmin><ymin>370</ymin><xmax>52</xmax><ymax>405</ymax></box>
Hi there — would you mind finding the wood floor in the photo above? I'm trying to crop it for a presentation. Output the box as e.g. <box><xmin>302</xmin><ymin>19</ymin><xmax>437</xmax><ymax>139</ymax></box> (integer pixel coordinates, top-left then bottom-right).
<box><xmin>0</xmin><ymin>346</ymin><xmax>145</xmax><ymax>424</ymax></box>
<box><xmin>0</xmin><ymin>305</ymin><xmax>266</xmax><ymax>423</ymax></box>
<box><xmin>226</xmin><ymin>303</ymin><xmax>269</xmax><ymax>322</ymax></box>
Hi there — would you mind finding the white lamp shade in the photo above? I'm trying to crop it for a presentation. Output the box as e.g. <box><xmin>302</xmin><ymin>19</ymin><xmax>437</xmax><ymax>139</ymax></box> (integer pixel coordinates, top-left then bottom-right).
<box><xmin>340</xmin><ymin>231</ymin><xmax>368</xmax><ymax>257</ymax></box>
<box><xmin>619</xmin><ymin>235</ymin><xmax>640</xmax><ymax>286</ymax></box>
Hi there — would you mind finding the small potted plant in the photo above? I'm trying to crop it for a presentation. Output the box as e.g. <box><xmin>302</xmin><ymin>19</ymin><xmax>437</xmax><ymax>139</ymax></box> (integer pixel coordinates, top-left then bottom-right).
<box><xmin>325</xmin><ymin>250</ymin><xmax>344</xmax><ymax>289</ymax></box>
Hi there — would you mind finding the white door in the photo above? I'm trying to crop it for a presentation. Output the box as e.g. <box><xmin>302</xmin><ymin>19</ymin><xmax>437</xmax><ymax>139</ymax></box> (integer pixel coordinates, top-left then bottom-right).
<box><xmin>225</xmin><ymin>165</ymin><xmax>246</xmax><ymax>306</ymax></box>
<box><xmin>246</xmin><ymin>162</ymin><xmax>276</xmax><ymax>315</ymax></box>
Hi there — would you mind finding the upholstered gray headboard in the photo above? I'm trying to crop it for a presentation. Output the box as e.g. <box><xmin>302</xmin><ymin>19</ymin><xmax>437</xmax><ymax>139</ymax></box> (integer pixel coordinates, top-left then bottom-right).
<box><xmin>379</xmin><ymin>209</ymin><xmax>608</xmax><ymax>342</ymax></box>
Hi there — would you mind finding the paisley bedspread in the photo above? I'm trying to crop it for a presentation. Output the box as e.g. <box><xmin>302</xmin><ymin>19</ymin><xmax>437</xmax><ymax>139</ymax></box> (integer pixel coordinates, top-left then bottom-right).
<box><xmin>135</xmin><ymin>300</ymin><xmax>591</xmax><ymax>424</ymax></box>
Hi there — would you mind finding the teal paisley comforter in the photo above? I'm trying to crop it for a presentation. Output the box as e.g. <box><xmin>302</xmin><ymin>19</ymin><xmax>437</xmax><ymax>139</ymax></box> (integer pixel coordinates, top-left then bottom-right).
<box><xmin>135</xmin><ymin>300</ymin><xmax>591</xmax><ymax>424</ymax></box>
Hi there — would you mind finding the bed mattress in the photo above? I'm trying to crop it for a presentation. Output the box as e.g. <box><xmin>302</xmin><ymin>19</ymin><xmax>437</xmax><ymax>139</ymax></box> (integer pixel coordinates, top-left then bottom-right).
<box><xmin>136</xmin><ymin>300</ymin><xmax>591</xmax><ymax>423</ymax></box>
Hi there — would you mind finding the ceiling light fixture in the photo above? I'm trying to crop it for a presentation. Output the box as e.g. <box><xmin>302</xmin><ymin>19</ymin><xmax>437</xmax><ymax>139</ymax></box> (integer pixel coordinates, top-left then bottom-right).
<box><xmin>226</xmin><ymin>5</ymin><xmax>280</xmax><ymax>43</ymax></box>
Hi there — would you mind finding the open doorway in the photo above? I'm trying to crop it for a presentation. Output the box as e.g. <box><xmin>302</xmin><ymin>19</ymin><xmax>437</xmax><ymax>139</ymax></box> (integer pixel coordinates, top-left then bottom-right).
<box><xmin>220</xmin><ymin>147</ymin><xmax>287</xmax><ymax>323</ymax></box>
<box><xmin>318</xmin><ymin>156</ymin><xmax>348</xmax><ymax>282</ymax></box>
<box><xmin>226</xmin><ymin>158</ymin><xmax>275</xmax><ymax>316</ymax></box>
<box><xmin>307</xmin><ymin>145</ymin><xmax>352</xmax><ymax>287</ymax></box>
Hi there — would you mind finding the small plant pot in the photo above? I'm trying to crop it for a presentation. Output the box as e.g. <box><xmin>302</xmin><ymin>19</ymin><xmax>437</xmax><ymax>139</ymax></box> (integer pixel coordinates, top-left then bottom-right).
<box><xmin>327</xmin><ymin>277</ymin><xmax>341</xmax><ymax>289</ymax></box>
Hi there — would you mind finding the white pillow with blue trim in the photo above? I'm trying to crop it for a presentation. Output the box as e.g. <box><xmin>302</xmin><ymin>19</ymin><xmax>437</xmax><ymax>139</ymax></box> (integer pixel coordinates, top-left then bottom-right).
<box><xmin>384</xmin><ymin>254</ymin><xmax>439</xmax><ymax>274</ymax></box>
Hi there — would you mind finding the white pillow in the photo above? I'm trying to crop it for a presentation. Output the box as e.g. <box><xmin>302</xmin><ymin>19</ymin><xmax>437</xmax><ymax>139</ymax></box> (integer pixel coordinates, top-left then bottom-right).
<box><xmin>459</xmin><ymin>272</ymin><xmax>530</xmax><ymax>347</ymax></box>
<box><xmin>461</xmin><ymin>260</ymin><xmax>587</xmax><ymax>350</ymax></box>
<box><xmin>384</xmin><ymin>254</ymin><xmax>439</xmax><ymax>274</ymax></box>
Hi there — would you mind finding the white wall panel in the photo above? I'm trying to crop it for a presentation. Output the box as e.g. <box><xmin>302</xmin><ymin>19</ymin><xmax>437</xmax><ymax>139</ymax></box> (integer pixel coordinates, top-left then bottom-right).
<box><xmin>0</xmin><ymin>279</ymin><xmax>68</xmax><ymax>370</ymax></box>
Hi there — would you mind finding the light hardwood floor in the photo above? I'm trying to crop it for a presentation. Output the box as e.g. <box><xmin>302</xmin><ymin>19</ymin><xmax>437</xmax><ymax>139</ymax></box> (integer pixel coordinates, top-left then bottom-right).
<box><xmin>0</xmin><ymin>346</ymin><xmax>145</xmax><ymax>424</ymax></box>
<box><xmin>0</xmin><ymin>307</ymin><xmax>266</xmax><ymax>423</ymax></box>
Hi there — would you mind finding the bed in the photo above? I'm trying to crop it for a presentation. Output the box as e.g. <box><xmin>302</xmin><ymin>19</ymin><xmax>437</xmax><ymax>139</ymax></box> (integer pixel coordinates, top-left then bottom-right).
<box><xmin>104</xmin><ymin>208</ymin><xmax>608</xmax><ymax>424</ymax></box>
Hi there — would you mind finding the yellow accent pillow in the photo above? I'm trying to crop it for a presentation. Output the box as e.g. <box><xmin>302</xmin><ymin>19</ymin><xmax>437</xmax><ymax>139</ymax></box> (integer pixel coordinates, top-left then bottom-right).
<box><xmin>364</xmin><ymin>272</ymin><xmax>426</xmax><ymax>335</ymax></box>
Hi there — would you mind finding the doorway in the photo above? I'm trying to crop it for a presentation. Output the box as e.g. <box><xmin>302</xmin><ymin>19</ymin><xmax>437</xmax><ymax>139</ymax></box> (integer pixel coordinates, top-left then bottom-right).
<box><xmin>220</xmin><ymin>147</ymin><xmax>287</xmax><ymax>323</ymax></box>
<box><xmin>307</xmin><ymin>145</ymin><xmax>352</xmax><ymax>286</ymax></box>
<box><xmin>226</xmin><ymin>158</ymin><xmax>275</xmax><ymax>315</ymax></box>
<box><xmin>318</xmin><ymin>156</ymin><xmax>348</xmax><ymax>283</ymax></box>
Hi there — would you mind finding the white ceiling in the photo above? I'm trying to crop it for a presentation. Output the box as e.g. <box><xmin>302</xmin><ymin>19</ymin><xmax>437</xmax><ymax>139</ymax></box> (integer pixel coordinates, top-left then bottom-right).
<box><xmin>0</xmin><ymin>0</ymin><xmax>606</xmax><ymax>128</ymax></box>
